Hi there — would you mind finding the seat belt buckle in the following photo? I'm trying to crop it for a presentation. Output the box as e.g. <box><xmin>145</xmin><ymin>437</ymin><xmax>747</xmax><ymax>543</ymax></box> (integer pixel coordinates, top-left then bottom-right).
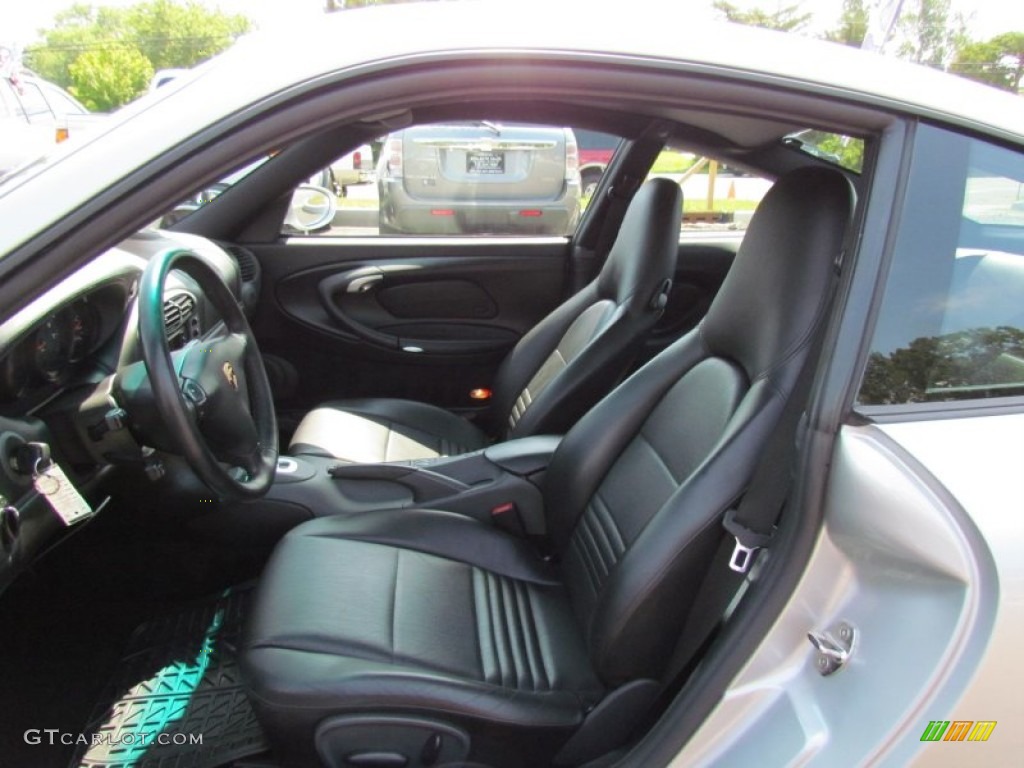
<box><xmin>491</xmin><ymin>501</ymin><xmax>527</xmax><ymax>537</ymax></box>
<box><xmin>723</xmin><ymin>508</ymin><xmax>773</xmax><ymax>574</ymax></box>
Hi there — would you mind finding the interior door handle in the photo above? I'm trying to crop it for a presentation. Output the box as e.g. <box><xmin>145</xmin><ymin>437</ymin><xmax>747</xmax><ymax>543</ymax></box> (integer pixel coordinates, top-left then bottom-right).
<box><xmin>347</xmin><ymin>274</ymin><xmax>384</xmax><ymax>293</ymax></box>
<box><xmin>318</xmin><ymin>268</ymin><xmax>399</xmax><ymax>349</ymax></box>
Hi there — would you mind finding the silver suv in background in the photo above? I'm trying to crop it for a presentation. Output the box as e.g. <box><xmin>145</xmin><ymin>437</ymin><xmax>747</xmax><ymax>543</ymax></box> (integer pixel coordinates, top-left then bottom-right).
<box><xmin>377</xmin><ymin>121</ymin><xmax>581</xmax><ymax>235</ymax></box>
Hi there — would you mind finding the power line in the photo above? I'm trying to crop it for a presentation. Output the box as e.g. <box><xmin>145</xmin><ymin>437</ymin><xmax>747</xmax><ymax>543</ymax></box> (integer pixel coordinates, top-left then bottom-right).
<box><xmin>27</xmin><ymin>35</ymin><xmax>241</xmax><ymax>54</ymax></box>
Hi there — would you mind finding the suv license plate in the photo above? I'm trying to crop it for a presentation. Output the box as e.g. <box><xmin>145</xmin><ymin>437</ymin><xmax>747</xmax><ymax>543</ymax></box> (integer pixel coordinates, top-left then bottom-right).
<box><xmin>467</xmin><ymin>151</ymin><xmax>504</xmax><ymax>174</ymax></box>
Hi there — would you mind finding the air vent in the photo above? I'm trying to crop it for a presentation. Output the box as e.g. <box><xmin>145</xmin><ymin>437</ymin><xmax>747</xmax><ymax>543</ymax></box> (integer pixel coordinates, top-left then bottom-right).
<box><xmin>163</xmin><ymin>292</ymin><xmax>196</xmax><ymax>334</ymax></box>
<box><xmin>228</xmin><ymin>246</ymin><xmax>259</xmax><ymax>282</ymax></box>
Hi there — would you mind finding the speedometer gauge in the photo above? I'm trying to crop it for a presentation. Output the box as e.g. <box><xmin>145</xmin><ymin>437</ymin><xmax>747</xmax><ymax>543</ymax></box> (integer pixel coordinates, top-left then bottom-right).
<box><xmin>67</xmin><ymin>300</ymin><xmax>97</xmax><ymax>362</ymax></box>
<box><xmin>33</xmin><ymin>315</ymin><xmax>70</xmax><ymax>383</ymax></box>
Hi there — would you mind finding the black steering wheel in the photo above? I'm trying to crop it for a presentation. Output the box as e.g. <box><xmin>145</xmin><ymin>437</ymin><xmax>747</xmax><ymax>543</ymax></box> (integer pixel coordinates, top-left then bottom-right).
<box><xmin>135</xmin><ymin>248</ymin><xmax>278</xmax><ymax>500</ymax></box>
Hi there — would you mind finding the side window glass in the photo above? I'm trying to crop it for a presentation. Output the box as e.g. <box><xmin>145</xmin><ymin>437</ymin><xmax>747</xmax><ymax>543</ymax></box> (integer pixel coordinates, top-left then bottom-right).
<box><xmin>574</xmin><ymin>129</ymin><xmax>620</xmax><ymax>202</ymax></box>
<box><xmin>644</xmin><ymin>148</ymin><xmax>772</xmax><ymax>234</ymax></box>
<box><xmin>39</xmin><ymin>84</ymin><xmax>85</xmax><ymax>117</ymax></box>
<box><xmin>293</xmin><ymin>121</ymin><xmax>610</xmax><ymax>237</ymax></box>
<box><xmin>783</xmin><ymin>130</ymin><xmax>865</xmax><ymax>173</ymax></box>
<box><xmin>0</xmin><ymin>81</ymin><xmax>13</xmax><ymax>118</ymax></box>
<box><xmin>18</xmin><ymin>83</ymin><xmax>54</xmax><ymax>124</ymax></box>
<box><xmin>859</xmin><ymin>129</ymin><xmax>1024</xmax><ymax>405</ymax></box>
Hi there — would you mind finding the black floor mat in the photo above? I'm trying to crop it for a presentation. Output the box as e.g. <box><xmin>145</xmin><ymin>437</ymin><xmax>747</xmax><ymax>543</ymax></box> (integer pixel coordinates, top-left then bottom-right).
<box><xmin>72</xmin><ymin>588</ymin><xmax>268</xmax><ymax>768</ymax></box>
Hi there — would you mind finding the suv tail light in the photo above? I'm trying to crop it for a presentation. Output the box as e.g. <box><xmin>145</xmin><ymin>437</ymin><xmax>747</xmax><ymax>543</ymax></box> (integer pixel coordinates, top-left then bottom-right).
<box><xmin>384</xmin><ymin>137</ymin><xmax>403</xmax><ymax>178</ymax></box>
<box><xmin>564</xmin><ymin>130</ymin><xmax>579</xmax><ymax>181</ymax></box>
<box><xmin>353</xmin><ymin>150</ymin><xmax>362</xmax><ymax>169</ymax></box>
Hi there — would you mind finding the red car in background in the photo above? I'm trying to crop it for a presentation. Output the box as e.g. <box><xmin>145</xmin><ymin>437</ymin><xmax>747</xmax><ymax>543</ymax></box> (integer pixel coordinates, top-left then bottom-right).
<box><xmin>575</xmin><ymin>128</ymin><xmax>621</xmax><ymax>196</ymax></box>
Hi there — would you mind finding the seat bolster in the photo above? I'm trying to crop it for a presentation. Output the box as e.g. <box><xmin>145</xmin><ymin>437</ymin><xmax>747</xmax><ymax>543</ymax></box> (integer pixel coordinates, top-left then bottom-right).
<box><xmin>543</xmin><ymin>330</ymin><xmax>712</xmax><ymax>547</ymax></box>
<box><xmin>244</xmin><ymin>648</ymin><xmax>592</xmax><ymax>729</ymax></box>
<box><xmin>486</xmin><ymin>285</ymin><xmax>602</xmax><ymax>435</ymax></box>
<box><xmin>289</xmin><ymin>398</ymin><xmax>489</xmax><ymax>461</ymax></box>
<box><xmin>284</xmin><ymin>508</ymin><xmax>560</xmax><ymax>585</ymax></box>
<box><xmin>509</xmin><ymin>302</ymin><xmax>657</xmax><ymax>438</ymax></box>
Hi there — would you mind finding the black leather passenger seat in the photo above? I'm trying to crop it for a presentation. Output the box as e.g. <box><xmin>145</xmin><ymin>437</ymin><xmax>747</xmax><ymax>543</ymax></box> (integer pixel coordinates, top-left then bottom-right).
<box><xmin>242</xmin><ymin>166</ymin><xmax>855</xmax><ymax>767</ymax></box>
<box><xmin>287</xmin><ymin>178</ymin><xmax>683</xmax><ymax>463</ymax></box>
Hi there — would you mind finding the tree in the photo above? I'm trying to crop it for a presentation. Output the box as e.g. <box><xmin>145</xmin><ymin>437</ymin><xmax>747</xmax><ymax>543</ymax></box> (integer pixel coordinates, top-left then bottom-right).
<box><xmin>950</xmin><ymin>32</ymin><xmax>1024</xmax><ymax>93</ymax></box>
<box><xmin>122</xmin><ymin>0</ymin><xmax>250</xmax><ymax>72</ymax></box>
<box><xmin>825</xmin><ymin>0</ymin><xmax>870</xmax><ymax>48</ymax></box>
<box><xmin>860</xmin><ymin>326</ymin><xmax>1024</xmax><ymax>404</ymax></box>
<box><xmin>68</xmin><ymin>44</ymin><xmax>153</xmax><ymax>111</ymax></box>
<box><xmin>711</xmin><ymin>1</ymin><xmax>812</xmax><ymax>32</ymax></box>
<box><xmin>895</xmin><ymin>0</ymin><xmax>962</xmax><ymax>69</ymax></box>
<box><xmin>26</xmin><ymin>1</ymin><xmax>251</xmax><ymax>109</ymax></box>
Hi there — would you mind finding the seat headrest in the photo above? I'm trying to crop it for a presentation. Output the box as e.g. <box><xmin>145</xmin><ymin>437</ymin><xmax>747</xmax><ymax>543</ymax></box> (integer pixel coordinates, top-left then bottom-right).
<box><xmin>702</xmin><ymin>166</ymin><xmax>854</xmax><ymax>380</ymax></box>
<box><xmin>597</xmin><ymin>177</ymin><xmax>683</xmax><ymax>306</ymax></box>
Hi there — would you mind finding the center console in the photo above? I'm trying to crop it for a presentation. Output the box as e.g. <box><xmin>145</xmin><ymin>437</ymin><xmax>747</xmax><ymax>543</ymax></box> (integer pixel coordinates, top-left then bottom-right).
<box><xmin>253</xmin><ymin>435</ymin><xmax>561</xmax><ymax>536</ymax></box>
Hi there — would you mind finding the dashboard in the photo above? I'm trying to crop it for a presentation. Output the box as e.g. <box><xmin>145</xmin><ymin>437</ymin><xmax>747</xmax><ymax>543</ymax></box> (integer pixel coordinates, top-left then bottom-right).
<box><xmin>0</xmin><ymin>230</ymin><xmax>250</xmax><ymax>418</ymax></box>
<box><xmin>0</xmin><ymin>228</ymin><xmax>258</xmax><ymax>592</ymax></box>
<box><xmin>0</xmin><ymin>284</ymin><xmax>130</xmax><ymax>409</ymax></box>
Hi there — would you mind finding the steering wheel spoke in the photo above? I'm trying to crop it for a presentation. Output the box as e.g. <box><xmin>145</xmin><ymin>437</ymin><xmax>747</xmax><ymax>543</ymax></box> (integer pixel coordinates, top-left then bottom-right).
<box><xmin>131</xmin><ymin>248</ymin><xmax>278</xmax><ymax>500</ymax></box>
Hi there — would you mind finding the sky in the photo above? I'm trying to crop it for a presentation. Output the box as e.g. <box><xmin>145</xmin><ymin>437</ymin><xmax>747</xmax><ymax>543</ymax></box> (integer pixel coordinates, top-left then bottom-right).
<box><xmin>3</xmin><ymin>0</ymin><xmax>1023</xmax><ymax>49</ymax></box>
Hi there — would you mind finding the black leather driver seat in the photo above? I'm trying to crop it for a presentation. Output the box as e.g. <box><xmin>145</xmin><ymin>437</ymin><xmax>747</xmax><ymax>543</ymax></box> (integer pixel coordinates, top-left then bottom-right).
<box><xmin>242</xmin><ymin>167</ymin><xmax>853</xmax><ymax>767</ymax></box>
<box><xmin>288</xmin><ymin>178</ymin><xmax>682</xmax><ymax>463</ymax></box>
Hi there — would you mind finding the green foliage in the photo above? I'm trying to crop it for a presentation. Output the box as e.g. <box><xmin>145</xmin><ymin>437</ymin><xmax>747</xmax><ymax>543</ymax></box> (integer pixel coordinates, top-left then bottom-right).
<box><xmin>814</xmin><ymin>133</ymin><xmax>864</xmax><ymax>173</ymax></box>
<box><xmin>712</xmin><ymin>1</ymin><xmax>811</xmax><ymax>32</ymax></box>
<box><xmin>790</xmin><ymin>130</ymin><xmax>865</xmax><ymax>173</ymax></box>
<box><xmin>896</xmin><ymin>0</ymin><xmax>962</xmax><ymax>68</ymax></box>
<box><xmin>122</xmin><ymin>0</ymin><xmax>250</xmax><ymax>72</ymax></box>
<box><xmin>68</xmin><ymin>44</ymin><xmax>153</xmax><ymax>111</ymax></box>
<box><xmin>860</xmin><ymin>326</ymin><xmax>1024</xmax><ymax>404</ymax></box>
<box><xmin>950</xmin><ymin>32</ymin><xmax>1024</xmax><ymax>93</ymax></box>
<box><xmin>650</xmin><ymin>151</ymin><xmax>698</xmax><ymax>174</ymax></box>
<box><xmin>27</xmin><ymin>4</ymin><xmax>125</xmax><ymax>89</ymax></box>
<box><xmin>26</xmin><ymin>1</ymin><xmax>251</xmax><ymax>109</ymax></box>
<box><xmin>825</xmin><ymin>0</ymin><xmax>869</xmax><ymax>48</ymax></box>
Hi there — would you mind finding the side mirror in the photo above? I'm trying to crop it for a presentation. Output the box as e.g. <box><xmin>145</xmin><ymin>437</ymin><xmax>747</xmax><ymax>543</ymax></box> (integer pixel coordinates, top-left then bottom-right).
<box><xmin>158</xmin><ymin>182</ymin><xmax>230</xmax><ymax>228</ymax></box>
<box><xmin>283</xmin><ymin>184</ymin><xmax>337</xmax><ymax>234</ymax></box>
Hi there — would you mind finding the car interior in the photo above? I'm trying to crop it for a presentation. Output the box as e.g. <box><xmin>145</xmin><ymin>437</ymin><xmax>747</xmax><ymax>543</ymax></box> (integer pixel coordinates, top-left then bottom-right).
<box><xmin>0</xmin><ymin>57</ymin><xmax>883</xmax><ymax>768</ymax></box>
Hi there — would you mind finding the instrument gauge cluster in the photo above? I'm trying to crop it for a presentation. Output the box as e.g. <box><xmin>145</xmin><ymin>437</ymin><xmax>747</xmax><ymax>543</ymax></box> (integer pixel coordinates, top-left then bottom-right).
<box><xmin>0</xmin><ymin>285</ymin><xmax>127</xmax><ymax>406</ymax></box>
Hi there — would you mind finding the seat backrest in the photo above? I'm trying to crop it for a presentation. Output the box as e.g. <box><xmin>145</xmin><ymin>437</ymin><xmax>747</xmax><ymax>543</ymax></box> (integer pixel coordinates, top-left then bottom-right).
<box><xmin>543</xmin><ymin>166</ymin><xmax>854</xmax><ymax>685</ymax></box>
<box><xmin>486</xmin><ymin>178</ymin><xmax>682</xmax><ymax>439</ymax></box>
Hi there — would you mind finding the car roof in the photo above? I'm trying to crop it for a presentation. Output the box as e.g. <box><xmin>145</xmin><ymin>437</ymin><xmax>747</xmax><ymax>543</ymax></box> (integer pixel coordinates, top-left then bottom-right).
<box><xmin>209</xmin><ymin>1</ymin><xmax>1023</xmax><ymax>141</ymax></box>
<box><xmin>1</xmin><ymin>1</ymin><xmax>1021</xmax><ymax>258</ymax></box>
<box><xmin>79</xmin><ymin>2</ymin><xmax>1024</xmax><ymax>148</ymax></box>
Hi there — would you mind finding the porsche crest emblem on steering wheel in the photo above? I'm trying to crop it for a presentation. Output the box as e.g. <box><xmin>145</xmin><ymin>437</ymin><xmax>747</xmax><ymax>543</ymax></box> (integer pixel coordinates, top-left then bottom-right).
<box><xmin>222</xmin><ymin>362</ymin><xmax>239</xmax><ymax>391</ymax></box>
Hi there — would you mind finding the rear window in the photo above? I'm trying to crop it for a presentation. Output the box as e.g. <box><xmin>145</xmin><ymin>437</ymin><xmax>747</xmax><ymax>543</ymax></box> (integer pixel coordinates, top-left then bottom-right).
<box><xmin>783</xmin><ymin>130</ymin><xmax>864</xmax><ymax>173</ymax></box>
<box><xmin>17</xmin><ymin>82</ymin><xmax>54</xmax><ymax>124</ymax></box>
<box><xmin>643</xmin><ymin>148</ymin><xmax>773</xmax><ymax>233</ymax></box>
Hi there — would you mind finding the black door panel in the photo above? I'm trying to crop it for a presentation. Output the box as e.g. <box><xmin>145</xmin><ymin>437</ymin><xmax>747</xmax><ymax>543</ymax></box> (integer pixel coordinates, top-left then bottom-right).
<box><xmin>311</xmin><ymin>265</ymin><xmax>518</xmax><ymax>354</ymax></box>
<box><xmin>376</xmin><ymin>279</ymin><xmax>498</xmax><ymax>319</ymax></box>
<box><xmin>248</xmin><ymin>240</ymin><xmax>569</xmax><ymax>410</ymax></box>
<box><xmin>641</xmin><ymin>238</ymin><xmax>740</xmax><ymax>360</ymax></box>
<box><xmin>246</xmin><ymin>236</ymin><xmax>736</xmax><ymax>414</ymax></box>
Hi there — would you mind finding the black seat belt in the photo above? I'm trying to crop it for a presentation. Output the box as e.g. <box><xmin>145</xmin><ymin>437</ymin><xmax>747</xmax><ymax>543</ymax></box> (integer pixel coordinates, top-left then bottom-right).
<box><xmin>655</xmin><ymin>251</ymin><xmax>843</xmax><ymax>701</ymax></box>
<box><xmin>722</xmin><ymin>312</ymin><xmax>828</xmax><ymax>575</ymax></box>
